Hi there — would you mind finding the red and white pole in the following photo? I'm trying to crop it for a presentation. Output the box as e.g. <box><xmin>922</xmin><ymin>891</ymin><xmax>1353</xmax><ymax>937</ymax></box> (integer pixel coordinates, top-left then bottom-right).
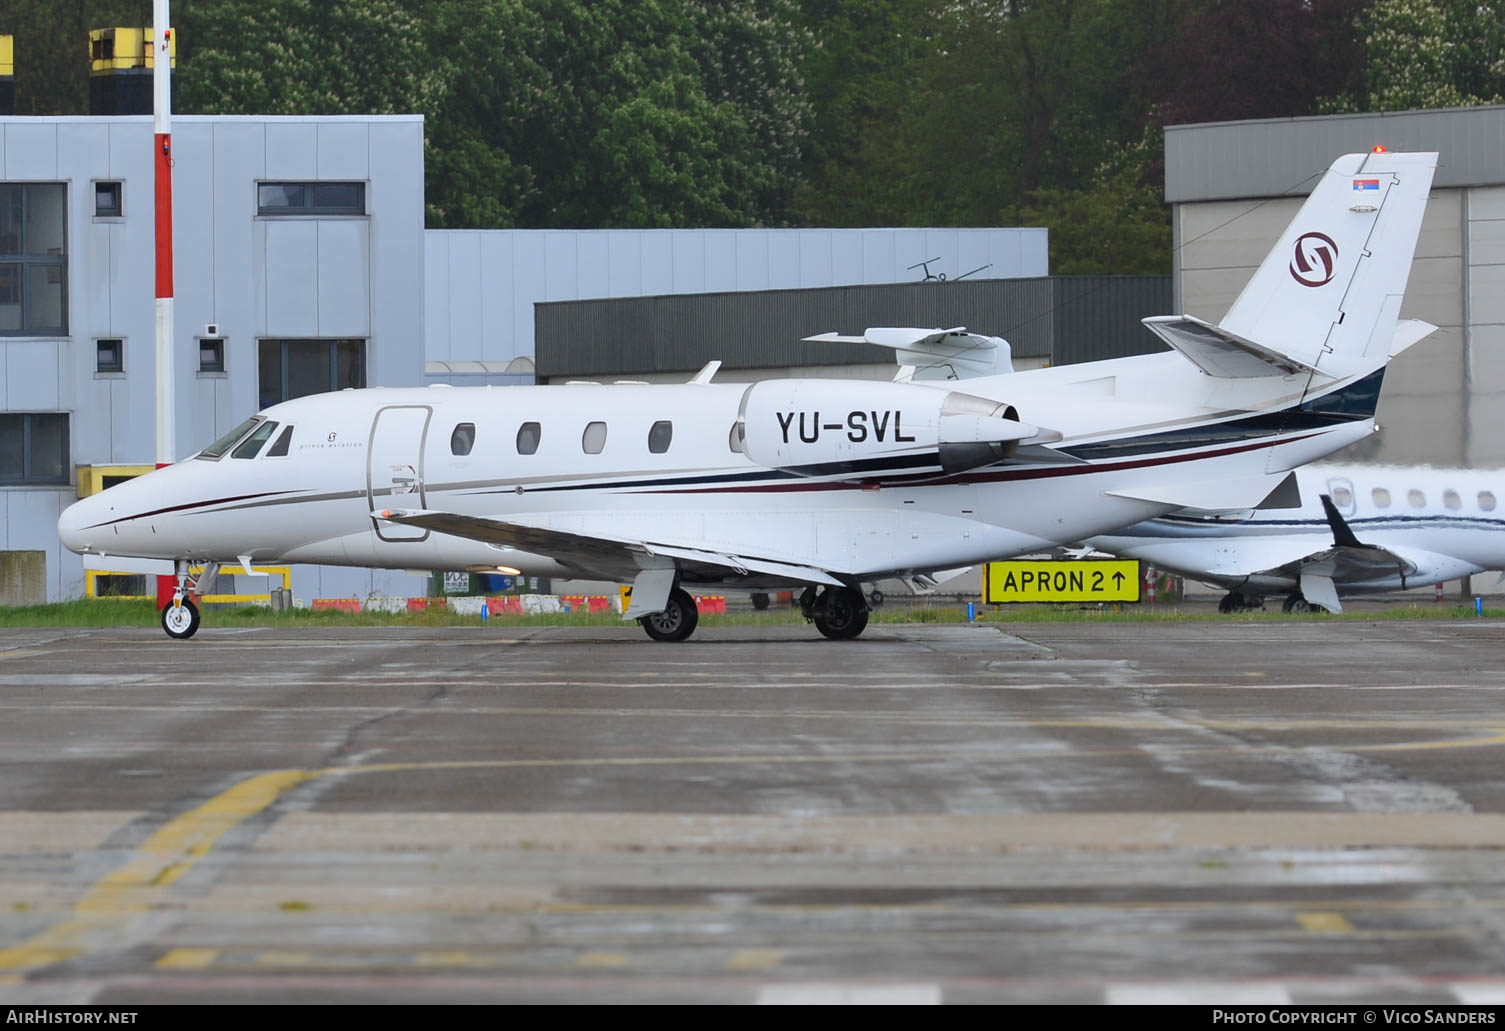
<box><xmin>153</xmin><ymin>0</ymin><xmax>173</xmax><ymax>468</ymax></box>
<box><xmin>153</xmin><ymin>0</ymin><xmax>176</xmax><ymax>611</ymax></box>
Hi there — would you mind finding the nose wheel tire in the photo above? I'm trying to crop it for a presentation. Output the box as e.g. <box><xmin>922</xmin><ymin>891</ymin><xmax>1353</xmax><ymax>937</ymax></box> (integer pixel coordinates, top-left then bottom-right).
<box><xmin>812</xmin><ymin>586</ymin><xmax>869</xmax><ymax>640</ymax></box>
<box><xmin>161</xmin><ymin>598</ymin><xmax>201</xmax><ymax>640</ymax></box>
<box><xmin>639</xmin><ymin>588</ymin><xmax>699</xmax><ymax>642</ymax></box>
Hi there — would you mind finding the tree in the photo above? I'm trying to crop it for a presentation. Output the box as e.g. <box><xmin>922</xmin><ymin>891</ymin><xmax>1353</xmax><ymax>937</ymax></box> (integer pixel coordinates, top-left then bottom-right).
<box><xmin>1337</xmin><ymin>0</ymin><xmax>1505</xmax><ymax>111</ymax></box>
<box><xmin>175</xmin><ymin>0</ymin><xmax>443</xmax><ymax>118</ymax></box>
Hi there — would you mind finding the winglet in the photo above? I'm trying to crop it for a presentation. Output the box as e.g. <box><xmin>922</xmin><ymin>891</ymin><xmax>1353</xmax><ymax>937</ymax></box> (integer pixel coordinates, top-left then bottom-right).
<box><xmin>689</xmin><ymin>361</ymin><xmax>721</xmax><ymax>385</ymax></box>
<box><xmin>1319</xmin><ymin>494</ymin><xmax>1366</xmax><ymax>549</ymax></box>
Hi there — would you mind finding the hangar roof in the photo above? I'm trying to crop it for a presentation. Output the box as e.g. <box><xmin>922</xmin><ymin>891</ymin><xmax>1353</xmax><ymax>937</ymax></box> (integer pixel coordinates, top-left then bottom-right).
<box><xmin>1164</xmin><ymin>104</ymin><xmax>1505</xmax><ymax>203</ymax></box>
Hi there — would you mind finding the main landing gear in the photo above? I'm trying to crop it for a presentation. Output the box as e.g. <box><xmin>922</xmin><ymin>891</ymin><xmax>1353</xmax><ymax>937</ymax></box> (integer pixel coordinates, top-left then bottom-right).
<box><xmin>801</xmin><ymin>585</ymin><xmax>870</xmax><ymax>641</ymax></box>
<box><xmin>1282</xmin><ymin>593</ymin><xmax>1323</xmax><ymax>614</ymax></box>
<box><xmin>638</xmin><ymin>587</ymin><xmax>699</xmax><ymax>643</ymax></box>
<box><xmin>1217</xmin><ymin>591</ymin><xmax>1263</xmax><ymax>614</ymax></box>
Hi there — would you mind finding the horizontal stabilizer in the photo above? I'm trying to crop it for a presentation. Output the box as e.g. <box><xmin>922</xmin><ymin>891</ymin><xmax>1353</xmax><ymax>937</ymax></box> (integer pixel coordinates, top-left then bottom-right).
<box><xmin>1105</xmin><ymin>471</ymin><xmax>1297</xmax><ymax>511</ymax></box>
<box><xmin>804</xmin><ymin>326</ymin><xmax>1012</xmax><ymax>379</ymax></box>
<box><xmin>1142</xmin><ymin>315</ymin><xmax>1319</xmax><ymax>378</ymax></box>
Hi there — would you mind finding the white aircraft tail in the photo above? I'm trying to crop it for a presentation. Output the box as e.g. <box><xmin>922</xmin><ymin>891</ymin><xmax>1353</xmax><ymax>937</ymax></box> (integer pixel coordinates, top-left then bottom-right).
<box><xmin>1213</xmin><ymin>150</ymin><xmax>1437</xmax><ymax>381</ymax></box>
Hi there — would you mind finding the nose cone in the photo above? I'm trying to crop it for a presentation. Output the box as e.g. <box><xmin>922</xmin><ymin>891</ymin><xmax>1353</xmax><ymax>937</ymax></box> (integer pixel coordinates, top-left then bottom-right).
<box><xmin>57</xmin><ymin>492</ymin><xmax>107</xmax><ymax>554</ymax></box>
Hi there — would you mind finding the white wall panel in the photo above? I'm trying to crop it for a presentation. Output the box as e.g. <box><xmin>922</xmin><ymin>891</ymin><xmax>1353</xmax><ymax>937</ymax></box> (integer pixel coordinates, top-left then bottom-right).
<box><xmin>6</xmin><ymin>341</ymin><xmax>59</xmax><ymax>409</ymax></box>
<box><xmin>829</xmin><ymin>231</ymin><xmax>862</xmax><ymax>285</ymax></box>
<box><xmin>639</xmin><ymin>232</ymin><xmax>673</xmax><ymax>295</ymax></box>
<box><xmin>316</xmin><ymin>122</ymin><xmax>370</xmax><ymax>181</ymax></box>
<box><xmin>316</xmin><ymin>220</ymin><xmax>369</xmax><ymax>337</ymax></box>
<box><xmin>4</xmin><ymin>122</ymin><xmax>57</xmax><ymax>179</ymax></box>
<box><xmin>511</xmin><ymin>234</ymin><xmax>545</xmax><ymax>356</ymax></box>
<box><xmin>735</xmin><ymin>233</ymin><xmax>769</xmax><ymax>291</ymax></box>
<box><xmin>575</xmin><ymin>233</ymin><xmax>609</xmax><ymax>299</ymax></box>
<box><xmin>704</xmin><ymin>231</ymin><xmax>737</xmax><ymax>293</ymax></box>
<box><xmin>544</xmin><ymin>232</ymin><xmax>578</xmax><ymax>301</ymax></box>
<box><xmin>443</xmin><ymin>232</ymin><xmax>481</xmax><ymax>361</ymax></box>
<box><xmin>479</xmin><ymin>233</ymin><xmax>514</xmax><ymax>361</ymax></box>
<box><xmin>263</xmin><ymin>220</ymin><xmax>319</xmax><ymax>336</ymax></box>
<box><xmin>671</xmin><ymin>231</ymin><xmax>706</xmax><ymax>293</ymax></box>
<box><xmin>263</xmin><ymin>121</ymin><xmax>318</xmax><ymax>180</ymax></box>
<box><xmin>861</xmin><ymin>231</ymin><xmax>896</xmax><ymax>283</ymax></box>
<box><xmin>608</xmin><ymin>233</ymin><xmax>642</xmax><ymax>297</ymax></box>
<box><xmin>797</xmin><ymin>231</ymin><xmax>831</xmax><ymax>286</ymax></box>
<box><xmin>766</xmin><ymin>231</ymin><xmax>801</xmax><ymax>289</ymax></box>
<box><xmin>423</xmin><ymin>234</ymin><xmax>450</xmax><ymax>362</ymax></box>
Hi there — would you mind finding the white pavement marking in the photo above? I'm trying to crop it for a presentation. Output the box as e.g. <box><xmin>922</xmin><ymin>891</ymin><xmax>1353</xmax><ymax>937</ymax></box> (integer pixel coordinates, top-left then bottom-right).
<box><xmin>1451</xmin><ymin>983</ymin><xmax>1505</xmax><ymax>1004</ymax></box>
<box><xmin>757</xmin><ymin>984</ymin><xmax>941</xmax><ymax>1005</ymax></box>
<box><xmin>1106</xmin><ymin>983</ymin><xmax>1293</xmax><ymax>1005</ymax></box>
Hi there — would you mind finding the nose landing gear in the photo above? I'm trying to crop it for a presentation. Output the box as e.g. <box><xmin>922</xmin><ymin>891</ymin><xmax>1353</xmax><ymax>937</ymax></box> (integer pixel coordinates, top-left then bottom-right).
<box><xmin>160</xmin><ymin>560</ymin><xmax>216</xmax><ymax>640</ymax></box>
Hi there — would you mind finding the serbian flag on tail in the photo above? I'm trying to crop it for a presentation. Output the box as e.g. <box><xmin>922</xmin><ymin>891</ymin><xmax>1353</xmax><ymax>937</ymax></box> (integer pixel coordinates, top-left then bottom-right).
<box><xmin>1353</xmin><ymin>178</ymin><xmax>1381</xmax><ymax>191</ymax></box>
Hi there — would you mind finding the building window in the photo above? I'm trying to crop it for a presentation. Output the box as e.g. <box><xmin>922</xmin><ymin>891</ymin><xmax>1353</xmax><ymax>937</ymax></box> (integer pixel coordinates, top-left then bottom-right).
<box><xmin>582</xmin><ymin>421</ymin><xmax>607</xmax><ymax>454</ymax></box>
<box><xmin>94</xmin><ymin>181</ymin><xmax>122</xmax><ymax>218</ymax></box>
<box><xmin>451</xmin><ymin>423</ymin><xmax>476</xmax><ymax>456</ymax></box>
<box><xmin>95</xmin><ymin>338</ymin><xmax>123</xmax><ymax>373</ymax></box>
<box><xmin>257</xmin><ymin>182</ymin><xmax>366</xmax><ymax>216</ymax></box>
<box><xmin>0</xmin><ymin>413</ymin><xmax>69</xmax><ymax>485</ymax></box>
<box><xmin>0</xmin><ymin>183</ymin><xmax>67</xmax><ymax>336</ymax></box>
<box><xmin>199</xmin><ymin>337</ymin><xmax>225</xmax><ymax>373</ymax></box>
<box><xmin>516</xmin><ymin>422</ymin><xmax>541</xmax><ymax>455</ymax></box>
<box><xmin>257</xmin><ymin>339</ymin><xmax>365</xmax><ymax>408</ymax></box>
<box><xmin>648</xmin><ymin>420</ymin><xmax>673</xmax><ymax>454</ymax></box>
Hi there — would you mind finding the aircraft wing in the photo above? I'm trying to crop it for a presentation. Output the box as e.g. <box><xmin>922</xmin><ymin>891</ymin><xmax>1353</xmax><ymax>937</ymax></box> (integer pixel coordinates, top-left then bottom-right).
<box><xmin>377</xmin><ymin>508</ymin><xmax>847</xmax><ymax>588</ymax></box>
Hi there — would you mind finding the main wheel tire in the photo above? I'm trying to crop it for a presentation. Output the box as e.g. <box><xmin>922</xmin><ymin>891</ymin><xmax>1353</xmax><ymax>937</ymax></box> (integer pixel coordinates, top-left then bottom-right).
<box><xmin>751</xmin><ymin>592</ymin><xmax>770</xmax><ymax>611</ymax></box>
<box><xmin>161</xmin><ymin>597</ymin><xmax>201</xmax><ymax>640</ymax></box>
<box><xmin>868</xmin><ymin>589</ymin><xmax>884</xmax><ymax>607</ymax></box>
<box><xmin>813</xmin><ymin>587</ymin><xmax>869</xmax><ymax>640</ymax></box>
<box><xmin>1282</xmin><ymin>593</ymin><xmax>1315</xmax><ymax>614</ymax></box>
<box><xmin>1218</xmin><ymin>593</ymin><xmax>1237</xmax><ymax>614</ymax></box>
<box><xmin>639</xmin><ymin>588</ymin><xmax>700</xmax><ymax>642</ymax></box>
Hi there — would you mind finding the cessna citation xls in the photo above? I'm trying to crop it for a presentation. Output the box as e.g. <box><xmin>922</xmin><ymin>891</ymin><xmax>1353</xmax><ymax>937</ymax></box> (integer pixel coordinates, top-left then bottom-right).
<box><xmin>59</xmin><ymin>150</ymin><xmax>1438</xmax><ymax>641</ymax></box>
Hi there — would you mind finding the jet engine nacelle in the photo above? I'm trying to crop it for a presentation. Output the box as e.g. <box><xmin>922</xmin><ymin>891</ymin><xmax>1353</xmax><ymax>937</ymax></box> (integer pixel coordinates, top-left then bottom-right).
<box><xmin>738</xmin><ymin>380</ymin><xmax>1040</xmax><ymax>478</ymax></box>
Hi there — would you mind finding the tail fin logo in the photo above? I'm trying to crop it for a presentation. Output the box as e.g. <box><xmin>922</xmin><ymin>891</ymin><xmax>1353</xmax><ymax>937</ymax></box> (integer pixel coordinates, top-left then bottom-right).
<box><xmin>1289</xmin><ymin>232</ymin><xmax>1339</xmax><ymax>287</ymax></box>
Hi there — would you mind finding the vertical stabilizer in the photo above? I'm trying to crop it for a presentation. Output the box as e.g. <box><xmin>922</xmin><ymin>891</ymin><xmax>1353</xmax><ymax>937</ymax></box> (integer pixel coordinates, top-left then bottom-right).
<box><xmin>1217</xmin><ymin>150</ymin><xmax>1436</xmax><ymax>381</ymax></box>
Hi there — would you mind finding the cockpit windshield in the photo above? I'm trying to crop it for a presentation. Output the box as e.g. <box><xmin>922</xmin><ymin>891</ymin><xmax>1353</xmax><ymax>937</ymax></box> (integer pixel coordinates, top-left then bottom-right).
<box><xmin>231</xmin><ymin>420</ymin><xmax>280</xmax><ymax>459</ymax></box>
<box><xmin>196</xmin><ymin>417</ymin><xmax>262</xmax><ymax>461</ymax></box>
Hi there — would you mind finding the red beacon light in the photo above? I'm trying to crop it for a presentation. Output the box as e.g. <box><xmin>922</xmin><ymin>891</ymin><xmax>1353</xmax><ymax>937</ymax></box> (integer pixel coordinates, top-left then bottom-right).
<box><xmin>1372</xmin><ymin>145</ymin><xmax>1388</xmax><ymax>153</ymax></box>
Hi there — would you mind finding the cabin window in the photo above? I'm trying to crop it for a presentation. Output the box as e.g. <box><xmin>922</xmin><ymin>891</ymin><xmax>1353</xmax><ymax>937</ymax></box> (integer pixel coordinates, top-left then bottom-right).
<box><xmin>1480</xmin><ymin>491</ymin><xmax>1497</xmax><ymax>512</ymax></box>
<box><xmin>1444</xmin><ymin>489</ymin><xmax>1461</xmax><ymax>510</ymax></box>
<box><xmin>231</xmin><ymin>420</ymin><xmax>279</xmax><ymax>459</ymax></box>
<box><xmin>451</xmin><ymin>423</ymin><xmax>476</xmax><ymax>456</ymax></box>
<box><xmin>0</xmin><ymin>413</ymin><xmax>68</xmax><ymax>485</ymax></box>
<box><xmin>1407</xmin><ymin>489</ymin><xmax>1425</xmax><ymax>509</ymax></box>
<box><xmin>648</xmin><ymin>420</ymin><xmax>673</xmax><ymax>454</ymax></box>
<box><xmin>266</xmin><ymin>425</ymin><xmax>294</xmax><ymax>457</ymax></box>
<box><xmin>196</xmin><ymin>417</ymin><xmax>261</xmax><ymax>460</ymax></box>
<box><xmin>1331</xmin><ymin>486</ymin><xmax>1352</xmax><ymax>508</ymax></box>
<box><xmin>1371</xmin><ymin>487</ymin><xmax>1391</xmax><ymax>508</ymax></box>
<box><xmin>728</xmin><ymin>422</ymin><xmax>744</xmax><ymax>453</ymax></box>
<box><xmin>516</xmin><ymin>422</ymin><xmax>541</xmax><ymax>455</ymax></box>
<box><xmin>582</xmin><ymin>421</ymin><xmax>608</xmax><ymax>454</ymax></box>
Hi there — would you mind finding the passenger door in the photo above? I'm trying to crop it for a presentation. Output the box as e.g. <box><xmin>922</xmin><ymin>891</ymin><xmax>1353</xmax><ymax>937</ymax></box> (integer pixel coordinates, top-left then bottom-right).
<box><xmin>368</xmin><ymin>405</ymin><xmax>432</xmax><ymax>541</ymax></box>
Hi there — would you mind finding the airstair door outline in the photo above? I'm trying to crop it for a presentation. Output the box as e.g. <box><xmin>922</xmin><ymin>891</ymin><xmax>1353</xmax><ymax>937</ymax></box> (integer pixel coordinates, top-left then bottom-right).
<box><xmin>368</xmin><ymin>405</ymin><xmax>432</xmax><ymax>542</ymax></box>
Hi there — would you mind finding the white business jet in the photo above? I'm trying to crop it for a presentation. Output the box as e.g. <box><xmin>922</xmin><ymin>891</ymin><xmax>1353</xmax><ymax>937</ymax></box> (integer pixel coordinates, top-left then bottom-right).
<box><xmin>1082</xmin><ymin>463</ymin><xmax>1505</xmax><ymax>613</ymax></box>
<box><xmin>58</xmin><ymin>150</ymin><xmax>1437</xmax><ymax>641</ymax></box>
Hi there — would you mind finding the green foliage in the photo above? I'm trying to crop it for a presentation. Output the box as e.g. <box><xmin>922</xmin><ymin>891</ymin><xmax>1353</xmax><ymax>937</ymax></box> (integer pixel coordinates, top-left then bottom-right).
<box><xmin>0</xmin><ymin>0</ymin><xmax>153</xmax><ymax>115</ymax></box>
<box><xmin>175</xmin><ymin>0</ymin><xmax>443</xmax><ymax>117</ymax></box>
<box><xmin>1336</xmin><ymin>0</ymin><xmax>1505</xmax><ymax>111</ymax></box>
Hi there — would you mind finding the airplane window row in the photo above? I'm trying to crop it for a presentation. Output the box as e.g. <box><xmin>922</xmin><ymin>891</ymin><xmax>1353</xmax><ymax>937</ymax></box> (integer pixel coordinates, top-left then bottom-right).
<box><xmin>453</xmin><ymin>421</ymin><xmax>682</xmax><ymax>457</ymax></box>
<box><xmin>1365</xmin><ymin>486</ymin><xmax>1496</xmax><ymax>511</ymax></box>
